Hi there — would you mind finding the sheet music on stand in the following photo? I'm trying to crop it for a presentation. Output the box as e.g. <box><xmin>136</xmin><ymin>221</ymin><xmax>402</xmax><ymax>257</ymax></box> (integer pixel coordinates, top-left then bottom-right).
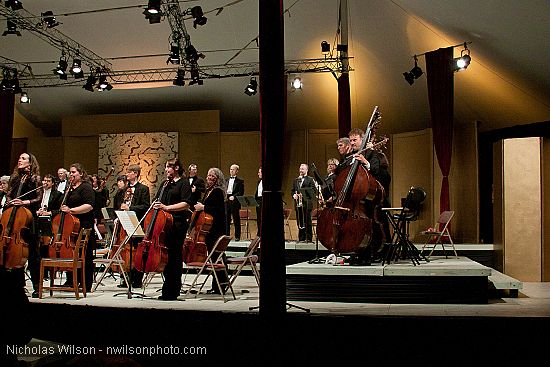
<box><xmin>91</xmin><ymin>211</ymin><xmax>144</xmax><ymax>292</ymax></box>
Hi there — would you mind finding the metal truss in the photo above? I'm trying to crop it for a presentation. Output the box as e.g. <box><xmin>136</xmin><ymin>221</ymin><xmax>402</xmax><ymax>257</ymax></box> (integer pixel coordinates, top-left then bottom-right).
<box><xmin>0</xmin><ymin>4</ymin><xmax>112</xmax><ymax>72</ymax></box>
<box><xmin>16</xmin><ymin>57</ymin><xmax>350</xmax><ymax>88</ymax></box>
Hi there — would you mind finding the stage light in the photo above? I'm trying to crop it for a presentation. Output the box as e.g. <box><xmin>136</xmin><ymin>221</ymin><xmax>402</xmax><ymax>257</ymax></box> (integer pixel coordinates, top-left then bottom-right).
<box><xmin>321</xmin><ymin>41</ymin><xmax>330</xmax><ymax>54</ymax></box>
<box><xmin>5</xmin><ymin>0</ymin><xmax>23</xmax><ymax>11</ymax></box>
<box><xmin>0</xmin><ymin>68</ymin><xmax>20</xmax><ymax>92</ymax></box>
<box><xmin>190</xmin><ymin>6</ymin><xmax>207</xmax><ymax>28</ymax></box>
<box><xmin>173</xmin><ymin>68</ymin><xmax>185</xmax><ymax>86</ymax></box>
<box><xmin>291</xmin><ymin>76</ymin><xmax>302</xmax><ymax>90</ymax></box>
<box><xmin>403</xmin><ymin>55</ymin><xmax>423</xmax><ymax>85</ymax></box>
<box><xmin>185</xmin><ymin>44</ymin><xmax>205</xmax><ymax>63</ymax></box>
<box><xmin>167</xmin><ymin>45</ymin><xmax>180</xmax><ymax>65</ymax></box>
<box><xmin>188</xmin><ymin>65</ymin><xmax>203</xmax><ymax>86</ymax></box>
<box><xmin>2</xmin><ymin>20</ymin><xmax>21</xmax><ymax>36</ymax></box>
<box><xmin>71</xmin><ymin>58</ymin><xmax>84</xmax><ymax>78</ymax></box>
<box><xmin>41</xmin><ymin>11</ymin><xmax>59</xmax><ymax>28</ymax></box>
<box><xmin>19</xmin><ymin>91</ymin><xmax>29</xmax><ymax>103</ymax></box>
<box><xmin>53</xmin><ymin>57</ymin><xmax>68</xmax><ymax>80</ymax></box>
<box><xmin>244</xmin><ymin>77</ymin><xmax>257</xmax><ymax>96</ymax></box>
<box><xmin>453</xmin><ymin>45</ymin><xmax>471</xmax><ymax>71</ymax></box>
<box><xmin>96</xmin><ymin>75</ymin><xmax>112</xmax><ymax>91</ymax></box>
<box><xmin>143</xmin><ymin>0</ymin><xmax>162</xmax><ymax>23</ymax></box>
<box><xmin>83</xmin><ymin>73</ymin><xmax>97</xmax><ymax>92</ymax></box>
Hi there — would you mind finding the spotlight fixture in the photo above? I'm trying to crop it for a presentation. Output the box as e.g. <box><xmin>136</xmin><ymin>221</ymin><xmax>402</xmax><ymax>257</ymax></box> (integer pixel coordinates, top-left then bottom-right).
<box><xmin>0</xmin><ymin>69</ymin><xmax>20</xmax><ymax>93</ymax></box>
<box><xmin>5</xmin><ymin>0</ymin><xmax>23</xmax><ymax>11</ymax></box>
<box><xmin>244</xmin><ymin>77</ymin><xmax>258</xmax><ymax>96</ymax></box>
<box><xmin>167</xmin><ymin>45</ymin><xmax>180</xmax><ymax>65</ymax></box>
<box><xmin>2</xmin><ymin>20</ymin><xmax>21</xmax><ymax>36</ymax></box>
<box><xmin>71</xmin><ymin>58</ymin><xmax>84</xmax><ymax>78</ymax></box>
<box><xmin>53</xmin><ymin>57</ymin><xmax>68</xmax><ymax>80</ymax></box>
<box><xmin>453</xmin><ymin>44</ymin><xmax>471</xmax><ymax>72</ymax></box>
<box><xmin>41</xmin><ymin>11</ymin><xmax>59</xmax><ymax>28</ymax></box>
<box><xmin>97</xmin><ymin>75</ymin><xmax>112</xmax><ymax>91</ymax></box>
<box><xmin>184</xmin><ymin>44</ymin><xmax>205</xmax><ymax>63</ymax></box>
<box><xmin>403</xmin><ymin>55</ymin><xmax>423</xmax><ymax>85</ymax></box>
<box><xmin>143</xmin><ymin>0</ymin><xmax>162</xmax><ymax>24</ymax></box>
<box><xmin>291</xmin><ymin>76</ymin><xmax>302</xmax><ymax>90</ymax></box>
<box><xmin>19</xmin><ymin>91</ymin><xmax>29</xmax><ymax>103</ymax></box>
<box><xmin>321</xmin><ymin>41</ymin><xmax>330</xmax><ymax>54</ymax></box>
<box><xmin>190</xmin><ymin>6</ymin><xmax>207</xmax><ymax>28</ymax></box>
<box><xmin>173</xmin><ymin>68</ymin><xmax>185</xmax><ymax>86</ymax></box>
<box><xmin>188</xmin><ymin>65</ymin><xmax>203</xmax><ymax>86</ymax></box>
<box><xmin>83</xmin><ymin>73</ymin><xmax>97</xmax><ymax>92</ymax></box>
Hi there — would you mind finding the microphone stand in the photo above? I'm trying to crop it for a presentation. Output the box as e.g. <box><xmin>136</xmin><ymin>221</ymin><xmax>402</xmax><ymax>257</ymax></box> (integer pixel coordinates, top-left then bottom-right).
<box><xmin>113</xmin><ymin>200</ymin><xmax>157</xmax><ymax>299</ymax></box>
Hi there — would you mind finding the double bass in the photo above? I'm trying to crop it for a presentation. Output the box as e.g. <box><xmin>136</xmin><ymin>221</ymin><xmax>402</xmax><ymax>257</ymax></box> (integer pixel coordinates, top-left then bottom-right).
<box><xmin>133</xmin><ymin>180</ymin><xmax>172</xmax><ymax>273</ymax></box>
<box><xmin>182</xmin><ymin>210</ymin><xmax>213</xmax><ymax>264</ymax></box>
<box><xmin>316</xmin><ymin>106</ymin><xmax>385</xmax><ymax>254</ymax></box>
<box><xmin>50</xmin><ymin>183</ymin><xmax>81</xmax><ymax>258</ymax></box>
<box><xmin>0</xmin><ymin>175</ymin><xmax>34</xmax><ymax>268</ymax></box>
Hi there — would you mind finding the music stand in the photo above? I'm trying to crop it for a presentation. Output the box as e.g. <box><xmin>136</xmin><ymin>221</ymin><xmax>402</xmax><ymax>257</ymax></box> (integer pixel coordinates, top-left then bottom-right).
<box><xmin>236</xmin><ymin>196</ymin><xmax>259</xmax><ymax>239</ymax></box>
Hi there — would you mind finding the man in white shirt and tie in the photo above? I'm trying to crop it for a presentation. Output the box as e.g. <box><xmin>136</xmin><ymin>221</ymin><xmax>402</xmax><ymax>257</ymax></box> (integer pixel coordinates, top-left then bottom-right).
<box><xmin>291</xmin><ymin>163</ymin><xmax>316</xmax><ymax>242</ymax></box>
<box><xmin>56</xmin><ymin>167</ymin><xmax>68</xmax><ymax>193</ymax></box>
<box><xmin>225</xmin><ymin>164</ymin><xmax>245</xmax><ymax>241</ymax></box>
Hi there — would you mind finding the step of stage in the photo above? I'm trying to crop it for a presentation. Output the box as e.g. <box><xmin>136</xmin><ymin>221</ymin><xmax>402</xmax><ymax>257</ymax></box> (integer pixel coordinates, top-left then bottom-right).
<box><xmin>488</xmin><ymin>268</ymin><xmax>523</xmax><ymax>297</ymax></box>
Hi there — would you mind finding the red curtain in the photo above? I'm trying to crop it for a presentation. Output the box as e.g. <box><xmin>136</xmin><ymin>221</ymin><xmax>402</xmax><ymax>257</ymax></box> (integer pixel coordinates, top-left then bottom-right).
<box><xmin>0</xmin><ymin>92</ymin><xmax>15</xmax><ymax>175</ymax></box>
<box><xmin>338</xmin><ymin>73</ymin><xmax>351</xmax><ymax>138</ymax></box>
<box><xmin>425</xmin><ymin>47</ymin><xmax>454</xmax><ymax>214</ymax></box>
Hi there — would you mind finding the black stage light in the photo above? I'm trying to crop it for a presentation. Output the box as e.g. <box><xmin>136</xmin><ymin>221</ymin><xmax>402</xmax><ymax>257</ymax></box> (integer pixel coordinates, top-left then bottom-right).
<box><xmin>403</xmin><ymin>71</ymin><xmax>415</xmax><ymax>85</ymax></box>
<box><xmin>19</xmin><ymin>91</ymin><xmax>29</xmax><ymax>103</ymax></box>
<box><xmin>83</xmin><ymin>73</ymin><xmax>97</xmax><ymax>92</ymax></box>
<box><xmin>143</xmin><ymin>0</ymin><xmax>162</xmax><ymax>23</ymax></box>
<box><xmin>188</xmin><ymin>66</ymin><xmax>203</xmax><ymax>85</ymax></box>
<box><xmin>244</xmin><ymin>77</ymin><xmax>257</xmax><ymax>96</ymax></box>
<box><xmin>41</xmin><ymin>11</ymin><xmax>59</xmax><ymax>28</ymax></box>
<box><xmin>321</xmin><ymin>41</ymin><xmax>330</xmax><ymax>54</ymax></box>
<box><xmin>190</xmin><ymin>6</ymin><xmax>207</xmax><ymax>28</ymax></box>
<box><xmin>2</xmin><ymin>20</ymin><xmax>21</xmax><ymax>36</ymax></box>
<box><xmin>454</xmin><ymin>54</ymin><xmax>471</xmax><ymax>71</ymax></box>
<box><xmin>403</xmin><ymin>56</ymin><xmax>423</xmax><ymax>85</ymax></box>
<box><xmin>71</xmin><ymin>58</ymin><xmax>84</xmax><ymax>78</ymax></box>
<box><xmin>173</xmin><ymin>69</ymin><xmax>185</xmax><ymax>86</ymax></box>
<box><xmin>167</xmin><ymin>45</ymin><xmax>180</xmax><ymax>65</ymax></box>
<box><xmin>5</xmin><ymin>0</ymin><xmax>23</xmax><ymax>11</ymax></box>
<box><xmin>53</xmin><ymin>58</ymin><xmax>68</xmax><ymax>79</ymax></box>
<box><xmin>97</xmin><ymin>75</ymin><xmax>112</xmax><ymax>91</ymax></box>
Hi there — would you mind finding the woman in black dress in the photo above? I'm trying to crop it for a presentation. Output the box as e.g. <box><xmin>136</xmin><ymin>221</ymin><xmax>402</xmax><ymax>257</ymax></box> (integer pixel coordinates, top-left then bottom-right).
<box><xmin>194</xmin><ymin>167</ymin><xmax>228</xmax><ymax>294</ymax></box>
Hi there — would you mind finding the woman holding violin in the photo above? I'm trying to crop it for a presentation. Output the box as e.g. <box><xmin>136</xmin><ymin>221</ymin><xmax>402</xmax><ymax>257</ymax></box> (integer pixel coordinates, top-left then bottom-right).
<box><xmin>193</xmin><ymin>167</ymin><xmax>228</xmax><ymax>294</ymax></box>
<box><xmin>61</xmin><ymin>163</ymin><xmax>96</xmax><ymax>292</ymax></box>
<box><xmin>154</xmin><ymin>158</ymin><xmax>194</xmax><ymax>301</ymax></box>
<box><xmin>2</xmin><ymin>153</ymin><xmax>42</xmax><ymax>297</ymax></box>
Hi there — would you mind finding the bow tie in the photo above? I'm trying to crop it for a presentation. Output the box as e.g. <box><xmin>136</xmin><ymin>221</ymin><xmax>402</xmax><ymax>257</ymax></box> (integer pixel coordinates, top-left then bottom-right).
<box><xmin>230</xmin><ymin>177</ymin><xmax>236</xmax><ymax>179</ymax></box>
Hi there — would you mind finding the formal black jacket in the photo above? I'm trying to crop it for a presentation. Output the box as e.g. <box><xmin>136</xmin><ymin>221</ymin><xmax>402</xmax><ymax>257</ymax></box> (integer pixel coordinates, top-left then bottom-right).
<box><xmin>188</xmin><ymin>175</ymin><xmax>206</xmax><ymax>205</ymax></box>
<box><xmin>202</xmin><ymin>187</ymin><xmax>226</xmax><ymax>250</ymax></box>
<box><xmin>43</xmin><ymin>189</ymin><xmax>63</xmax><ymax>216</ymax></box>
<box><xmin>128</xmin><ymin>182</ymin><xmax>151</xmax><ymax>220</ymax></box>
<box><xmin>227</xmin><ymin>176</ymin><xmax>245</xmax><ymax>207</ymax></box>
<box><xmin>291</xmin><ymin>175</ymin><xmax>316</xmax><ymax>210</ymax></box>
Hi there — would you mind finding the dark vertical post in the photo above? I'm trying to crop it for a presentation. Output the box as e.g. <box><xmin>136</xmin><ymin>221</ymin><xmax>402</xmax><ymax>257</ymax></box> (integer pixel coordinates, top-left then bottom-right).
<box><xmin>0</xmin><ymin>92</ymin><xmax>15</xmax><ymax>174</ymax></box>
<box><xmin>259</xmin><ymin>0</ymin><xmax>286</xmax><ymax>316</ymax></box>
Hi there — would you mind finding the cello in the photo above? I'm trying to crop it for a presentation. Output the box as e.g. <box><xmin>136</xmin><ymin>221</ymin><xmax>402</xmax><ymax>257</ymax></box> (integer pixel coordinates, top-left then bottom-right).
<box><xmin>316</xmin><ymin>106</ymin><xmax>385</xmax><ymax>254</ymax></box>
<box><xmin>133</xmin><ymin>179</ymin><xmax>172</xmax><ymax>273</ymax></box>
<box><xmin>182</xmin><ymin>210</ymin><xmax>213</xmax><ymax>264</ymax></box>
<box><xmin>50</xmin><ymin>183</ymin><xmax>81</xmax><ymax>259</ymax></box>
<box><xmin>0</xmin><ymin>175</ymin><xmax>34</xmax><ymax>269</ymax></box>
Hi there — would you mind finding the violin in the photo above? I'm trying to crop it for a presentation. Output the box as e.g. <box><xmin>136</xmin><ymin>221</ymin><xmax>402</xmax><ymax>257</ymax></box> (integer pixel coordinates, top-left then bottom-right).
<box><xmin>0</xmin><ymin>174</ymin><xmax>33</xmax><ymax>269</ymax></box>
<box><xmin>182</xmin><ymin>210</ymin><xmax>213</xmax><ymax>264</ymax></box>
<box><xmin>50</xmin><ymin>183</ymin><xmax>81</xmax><ymax>258</ymax></box>
<box><xmin>316</xmin><ymin>106</ymin><xmax>385</xmax><ymax>254</ymax></box>
<box><xmin>133</xmin><ymin>180</ymin><xmax>173</xmax><ymax>273</ymax></box>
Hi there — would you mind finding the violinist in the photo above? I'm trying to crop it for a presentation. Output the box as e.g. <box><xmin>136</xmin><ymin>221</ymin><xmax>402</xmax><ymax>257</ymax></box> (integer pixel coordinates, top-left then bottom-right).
<box><xmin>119</xmin><ymin>165</ymin><xmax>150</xmax><ymax>289</ymax></box>
<box><xmin>193</xmin><ymin>167</ymin><xmax>228</xmax><ymax>294</ymax></box>
<box><xmin>291</xmin><ymin>163</ymin><xmax>316</xmax><ymax>243</ymax></box>
<box><xmin>36</xmin><ymin>174</ymin><xmax>63</xmax><ymax>280</ymax></box>
<box><xmin>112</xmin><ymin>175</ymin><xmax>128</xmax><ymax>211</ymax></box>
<box><xmin>92</xmin><ymin>174</ymin><xmax>109</xmax><ymax>222</ymax></box>
<box><xmin>61</xmin><ymin>163</ymin><xmax>96</xmax><ymax>292</ymax></box>
<box><xmin>155</xmin><ymin>158</ymin><xmax>194</xmax><ymax>301</ymax></box>
<box><xmin>4</xmin><ymin>153</ymin><xmax>42</xmax><ymax>298</ymax></box>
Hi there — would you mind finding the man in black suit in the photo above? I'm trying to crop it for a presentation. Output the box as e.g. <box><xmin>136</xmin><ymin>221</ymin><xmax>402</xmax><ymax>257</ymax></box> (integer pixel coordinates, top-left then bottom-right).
<box><xmin>225</xmin><ymin>164</ymin><xmax>244</xmax><ymax>241</ymax></box>
<box><xmin>36</xmin><ymin>174</ymin><xmax>63</xmax><ymax>286</ymax></box>
<box><xmin>254</xmin><ymin>167</ymin><xmax>262</xmax><ymax>237</ymax></box>
<box><xmin>119</xmin><ymin>164</ymin><xmax>151</xmax><ymax>288</ymax></box>
<box><xmin>188</xmin><ymin>163</ymin><xmax>206</xmax><ymax>206</ymax></box>
<box><xmin>291</xmin><ymin>163</ymin><xmax>316</xmax><ymax>242</ymax></box>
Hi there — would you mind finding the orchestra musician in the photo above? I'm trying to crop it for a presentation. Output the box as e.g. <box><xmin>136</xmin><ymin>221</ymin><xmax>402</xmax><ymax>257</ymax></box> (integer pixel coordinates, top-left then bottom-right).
<box><xmin>155</xmin><ymin>158</ymin><xmax>194</xmax><ymax>301</ymax></box>
<box><xmin>0</xmin><ymin>175</ymin><xmax>9</xmax><ymax>215</ymax></box>
<box><xmin>118</xmin><ymin>165</ymin><xmax>151</xmax><ymax>289</ymax></box>
<box><xmin>55</xmin><ymin>167</ymin><xmax>68</xmax><ymax>193</ymax></box>
<box><xmin>291</xmin><ymin>163</ymin><xmax>316</xmax><ymax>243</ymax></box>
<box><xmin>92</xmin><ymin>174</ymin><xmax>109</xmax><ymax>223</ymax></box>
<box><xmin>254</xmin><ymin>167</ymin><xmax>262</xmax><ymax>237</ymax></box>
<box><xmin>194</xmin><ymin>167</ymin><xmax>229</xmax><ymax>294</ymax></box>
<box><xmin>36</xmin><ymin>174</ymin><xmax>63</xmax><ymax>281</ymax></box>
<box><xmin>322</xmin><ymin>158</ymin><xmax>339</xmax><ymax>206</ymax></box>
<box><xmin>336</xmin><ymin>137</ymin><xmax>352</xmax><ymax>159</ymax></box>
<box><xmin>225</xmin><ymin>164</ymin><xmax>244</xmax><ymax>241</ymax></box>
<box><xmin>4</xmin><ymin>153</ymin><xmax>42</xmax><ymax>298</ymax></box>
<box><xmin>188</xmin><ymin>164</ymin><xmax>206</xmax><ymax>205</ymax></box>
<box><xmin>61</xmin><ymin>163</ymin><xmax>96</xmax><ymax>292</ymax></box>
<box><xmin>112</xmin><ymin>175</ymin><xmax>128</xmax><ymax>212</ymax></box>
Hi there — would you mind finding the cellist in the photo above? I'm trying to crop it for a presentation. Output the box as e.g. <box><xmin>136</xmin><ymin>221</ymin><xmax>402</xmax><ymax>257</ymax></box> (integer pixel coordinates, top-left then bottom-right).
<box><xmin>193</xmin><ymin>167</ymin><xmax>228</xmax><ymax>294</ymax></box>
<box><xmin>4</xmin><ymin>153</ymin><xmax>42</xmax><ymax>298</ymax></box>
<box><xmin>155</xmin><ymin>158</ymin><xmax>194</xmax><ymax>301</ymax></box>
<box><xmin>61</xmin><ymin>163</ymin><xmax>96</xmax><ymax>292</ymax></box>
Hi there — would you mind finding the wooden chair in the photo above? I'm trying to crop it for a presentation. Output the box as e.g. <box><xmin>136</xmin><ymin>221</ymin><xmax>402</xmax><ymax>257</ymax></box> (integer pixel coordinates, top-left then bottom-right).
<box><xmin>39</xmin><ymin>228</ymin><xmax>92</xmax><ymax>299</ymax></box>
<box><xmin>420</xmin><ymin>210</ymin><xmax>457</xmax><ymax>258</ymax></box>
<box><xmin>239</xmin><ymin>209</ymin><xmax>251</xmax><ymax>240</ymax></box>
<box><xmin>184</xmin><ymin>235</ymin><xmax>236</xmax><ymax>302</ymax></box>
<box><xmin>283</xmin><ymin>208</ymin><xmax>293</xmax><ymax>241</ymax></box>
<box><xmin>227</xmin><ymin>237</ymin><xmax>260</xmax><ymax>287</ymax></box>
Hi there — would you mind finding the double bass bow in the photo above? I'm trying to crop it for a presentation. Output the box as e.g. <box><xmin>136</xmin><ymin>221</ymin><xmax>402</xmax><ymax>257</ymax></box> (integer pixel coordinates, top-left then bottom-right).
<box><xmin>50</xmin><ymin>182</ymin><xmax>81</xmax><ymax>258</ymax></box>
<box><xmin>133</xmin><ymin>179</ymin><xmax>173</xmax><ymax>273</ymax></box>
<box><xmin>0</xmin><ymin>175</ymin><xmax>34</xmax><ymax>268</ymax></box>
<box><xmin>316</xmin><ymin>106</ymin><xmax>385</xmax><ymax>254</ymax></box>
